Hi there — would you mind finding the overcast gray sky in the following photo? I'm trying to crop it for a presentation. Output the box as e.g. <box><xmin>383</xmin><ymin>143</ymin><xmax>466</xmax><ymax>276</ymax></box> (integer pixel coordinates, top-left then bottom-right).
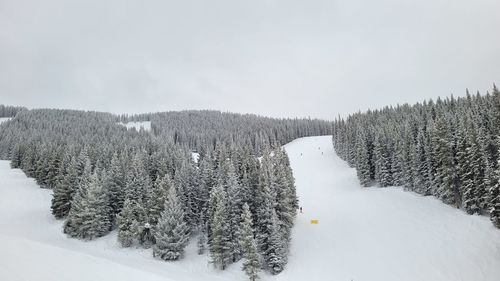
<box><xmin>1</xmin><ymin>0</ymin><xmax>499</xmax><ymax>120</ymax></box>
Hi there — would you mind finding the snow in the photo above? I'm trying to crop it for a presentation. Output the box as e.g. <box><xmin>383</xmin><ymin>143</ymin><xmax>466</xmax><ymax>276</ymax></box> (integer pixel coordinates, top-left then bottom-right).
<box><xmin>281</xmin><ymin>136</ymin><xmax>500</xmax><ymax>281</ymax></box>
<box><xmin>192</xmin><ymin>152</ymin><xmax>200</xmax><ymax>163</ymax></box>
<box><xmin>1</xmin><ymin>135</ymin><xmax>500</xmax><ymax>281</ymax></box>
<box><xmin>0</xmin><ymin>117</ymin><xmax>12</xmax><ymax>124</ymax></box>
<box><xmin>118</xmin><ymin>121</ymin><xmax>151</xmax><ymax>132</ymax></box>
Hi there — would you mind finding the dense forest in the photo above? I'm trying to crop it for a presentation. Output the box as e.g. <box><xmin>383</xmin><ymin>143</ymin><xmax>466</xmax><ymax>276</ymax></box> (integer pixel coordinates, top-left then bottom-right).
<box><xmin>0</xmin><ymin>108</ymin><xmax>332</xmax><ymax>280</ymax></box>
<box><xmin>120</xmin><ymin>110</ymin><xmax>333</xmax><ymax>153</ymax></box>
<box><xmin>333</xmin><ymin>86</ymin><xmax>500</xmax><ymax>228</ymax></box>
<box><xmin>0</xmin><ymin>105</ymin><xmax>26</xmax><ymax>118</ymax></box>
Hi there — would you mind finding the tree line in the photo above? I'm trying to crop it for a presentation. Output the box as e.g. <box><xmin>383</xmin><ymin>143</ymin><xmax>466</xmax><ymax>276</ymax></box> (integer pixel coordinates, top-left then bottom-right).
<box><xmin>119</xmin><ymin>110</ymin><xmax>333</xmax><ymax>154</ymax></box>
<box><xmin>0</xmin><ymin>108</ymin><xmax>324</xmax><ymax>280</ymax></box>
<box><xmin>0</xmin><ymin>104</ymin><xmax>26</xmax><ymax>118</ymax></box>
<box><xmin>333</xmin><ymin>86</ymin><xmax>500</xmax><ymax>228</ymax></box>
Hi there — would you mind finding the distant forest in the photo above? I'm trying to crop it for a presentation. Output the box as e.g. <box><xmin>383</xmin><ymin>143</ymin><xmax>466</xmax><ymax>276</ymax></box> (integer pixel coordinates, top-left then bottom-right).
<box><xmin>120</xmin><ymin>110</ymin><xmax>333</xmax><ymax>153</ymax></box>
<box><xmin>333</xmin><ymin>86</ymin><xmax>500</xmax><ymax>228</ymax></box>
<box><xmin>0</xmin><ymin>105</ymin><xmax>26</xmax><ymax>118</ymax></box>
<box><xmin>0</xmin><ymin>108</ymin><xmax>333</xmax><ymax>280</ymax></box>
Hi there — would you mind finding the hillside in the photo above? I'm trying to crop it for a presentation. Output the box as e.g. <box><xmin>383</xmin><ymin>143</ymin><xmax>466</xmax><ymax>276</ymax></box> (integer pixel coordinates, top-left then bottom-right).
<box><xmin>1</xmin><ymin>136</ymin><xmax>499</xmax><ymax>280</ymax></box>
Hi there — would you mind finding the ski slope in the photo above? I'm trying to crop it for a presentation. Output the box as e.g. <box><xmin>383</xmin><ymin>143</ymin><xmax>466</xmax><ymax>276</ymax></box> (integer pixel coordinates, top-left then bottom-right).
<box><xmin>281</xmin><ymin>136</ymin><xmax>500</xmax><ymax>281</ymax></box>
<box><xmin>1</xmin><ymin>136</ymin><xmax>500</xmax><ymax>280</ymax></box>
<box><xmin>0</xmin><ymin>117</ymin><xmax>12</xmax><ymax>124</ymax></box>
<box><xmin>118</xmin><ymin>121</ymin><xmax>152</xmax><ymax>132</ymax></box>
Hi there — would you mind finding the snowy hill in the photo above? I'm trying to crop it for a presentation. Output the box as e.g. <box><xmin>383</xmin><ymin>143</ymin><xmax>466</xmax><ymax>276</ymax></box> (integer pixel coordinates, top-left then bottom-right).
<box><xmin>1</xmin><ymin>136</ymin><xmax>500</xmax><ymax>281</ymax></box>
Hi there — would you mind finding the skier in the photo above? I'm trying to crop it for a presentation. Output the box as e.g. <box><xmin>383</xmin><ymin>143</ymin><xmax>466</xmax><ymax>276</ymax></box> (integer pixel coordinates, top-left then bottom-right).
<box><xmin>299</xmin><ymin>207</ymin><xmax>302</xmax><ymax>213</ymax></box>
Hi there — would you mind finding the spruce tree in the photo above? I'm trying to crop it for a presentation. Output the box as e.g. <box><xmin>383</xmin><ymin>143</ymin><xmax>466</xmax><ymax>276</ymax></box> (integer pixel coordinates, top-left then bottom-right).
<box><xmin>51</xmin><ymin>156</ymin><xmax>78</xmax><ymax>219</ymax></box>
<box><xmin>356</xmin><ymin>131</ymin><xmax>373</xmax><ymax>186</ymax></box>
<box><xmin>240</xmin><ymin>203</ymin><xmax>261</xmax><ymax>281</ymax></box>
<box><xmin>117</xmin><ymin>151</ymin><xmax>151</xmax><ymax>247</ymax></box>
<box><xmin>153</xmin><ymin>187</ymin><xmax>190</xmax><ymax>261</ymax></box>
<box><xmin>64</xmin><ymin>167</ymin><xmax>111</xmax><ymax>240</ymax></box>
<box><xmin>265</xmin><ymin>210</ymin><xmax>287</xmax><ymax>275</ymax></box>
<box><xmin>63</xmin><ymin>158</ymin><xmax>92</xmax><ymax>235</ymax></box>
<box><xmin>117</xmin><ymin>198</ymin><xmax>139</xmax><ymax>247</ymax></box>
<box><xmin>107</xmin><ymin>152</ymin><xmax>126</xmax><ymax>217</ymax></box>
<box><xmin>147</xmin><ymin>174</ymin><xmax>171</xmax><ymax>226</ymax></box>
<box><xmin>490</xmin><ymin>149</ymin><xmax>500</xmax><ymax>228</ymax></box>
<box><xmin>432</xmin><ymin>115</ymin><xmax>459</xmax><ymax>207</ymax></box>
<box><xmin>209</xmin><ymin>184</ymin><xmax>232</xmax><ymax>270</ymax></box>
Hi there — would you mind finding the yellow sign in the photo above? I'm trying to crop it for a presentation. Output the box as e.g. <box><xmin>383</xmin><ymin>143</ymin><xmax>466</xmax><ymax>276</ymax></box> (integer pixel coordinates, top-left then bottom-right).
<box><xmin>310</xmin><ymin>220</ymin><xmax>319</xmax><ymax>224</ymax></box>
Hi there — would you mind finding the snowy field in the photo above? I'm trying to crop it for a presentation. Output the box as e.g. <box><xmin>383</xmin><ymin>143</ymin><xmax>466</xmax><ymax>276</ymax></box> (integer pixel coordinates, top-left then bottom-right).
<box><xmin>1</xmin><ymin>136</ymin><xmax>500</xmax><ymax>281</ymax></box>
<box><xmin>0</xmin><ymin>117</ymin><xmax>12</xmax><ymax>124</ymax></box>
<box><xmin>118</xmin><ymin>121</ymin><xmax>151</xmax><ymax>132</ymax></box>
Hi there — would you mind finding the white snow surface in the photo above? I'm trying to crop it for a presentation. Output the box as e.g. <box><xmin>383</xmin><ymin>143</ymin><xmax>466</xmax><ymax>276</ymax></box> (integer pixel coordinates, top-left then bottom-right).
<box><xmin>1</xmin><ymin>135</ymin><xmax>500</xmax><ymax>281</ymax></box>
<box><xmin>192</xmin><ymin>152</ymin><xmax>200</xmax><ymax>163</ymax></box>
<box><xmin>118</xmin><ymin>121</ymin><xmax>151</xmax><ymax>132</ymax></box>
<box><xmin>0</xmin><ymin>117</ymin><xmax>12</xmax><ymax>124</ymax></box>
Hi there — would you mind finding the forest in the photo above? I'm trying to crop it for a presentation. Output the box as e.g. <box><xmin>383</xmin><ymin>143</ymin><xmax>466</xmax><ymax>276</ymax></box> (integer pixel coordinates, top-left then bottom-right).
<box><xmin>0</xmin><ymin>108</ymin><xmax>333</xmax><ymax>280</ymax></box>
<box><xmin>333</xmin><ymin>86</ymin><xmax>500</xmax><ymax>228</ymax></box>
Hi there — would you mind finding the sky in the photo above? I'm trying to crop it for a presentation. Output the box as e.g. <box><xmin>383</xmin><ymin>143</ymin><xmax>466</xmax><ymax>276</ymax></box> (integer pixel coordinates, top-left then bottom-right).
<box><xmin>0</xmin><ymin>0</ymin><xmax>499</xmax><ymax>120</ymax></box>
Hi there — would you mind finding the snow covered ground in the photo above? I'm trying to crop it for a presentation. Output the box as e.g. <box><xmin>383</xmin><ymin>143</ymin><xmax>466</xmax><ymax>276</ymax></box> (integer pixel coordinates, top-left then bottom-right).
<box><xmin>192</xmin><ymin>152</ymin><xmax>200</xmax><ymax>163</ymax></box>
<box><xmin>1</xmin><ymin>135</ymin><xmax>500</xmax><ymax>281</ymax></box>
<box><xmin>0</xmin><ymin>117</ymin><xmax>12</xmax><ymax>124</ymax></box>
<box><xmin>282</xmin><ymin>136</ymin><xmax>500</xmax><ymax>281</ymax></box>
<box><xmin>118</xmin><ymin>121</ymin><xmax>151</xmax><ymax>132</ymax></box>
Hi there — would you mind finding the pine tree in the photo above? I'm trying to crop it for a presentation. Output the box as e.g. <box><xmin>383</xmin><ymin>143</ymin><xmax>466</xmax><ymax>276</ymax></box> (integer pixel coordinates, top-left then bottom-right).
<box><xmin>374</xmin><ymin>133</ymin><xmax>392</xmax><ymax>187</ymax></box>
<box><xmin>225</xmin><ymin>160</ymin><xmax>244</xmax><ymax>262</ymax></box>
<box><xmin>117</xmin><ymin>198</ymin><xmax>140</xmax><ymax>247</ymax></box>
<box><xmin>9</xmin><ymin>144</ymin><xmax>22</xmax><ymax>169</ymax></box>
<box><xmin>63</xmin><ymin>158</ymin><xmax>92</xmax><ymax>235</ymax></box>
<box><xmin>432</xmin><ymin>115</ymin><xmax>459</xmax><ymax>207</ymax></box>
<box><xmin>265</xmin><ymin>210</ymin><xmax>287</xmax><ymax>275</ymax></box>
<box><xmin>147</xmin><ymin>174</ymin><xmax>172</xmax><ymax>226</ymax></box>
<box><xmin>174</xmin><ymin>161</ymin><xmax>201</xmax><ymax>230</ymax></box>
<box><xmin>117</xmin><ymin>151</ymin><xmax>151</xmax><ymax>247</ymax></box>
<box><xmin>413</xmin><ymin>129</ymin><xmax>430</xmax><ymax>194</ymax></box>
<box><xmin>64</xmin><ymin>167</ymin><xmax>111</xmax><ymax>240</ymax></box>
<box><xmin>273</xmin><ymin>148</ymin><xmax>296</xmax><ymax>245</ymax></box>
<box><xmin>457</xmin><ymin>122</ymin><xmax>478</xmax><ymax>214</ymax></box>
<box><xmin>490</xmin><ymin>148</ymin><xmax>500</xmax><ymax>228</ymax></box>
<box><xmin>153</xmin><ymin>187</ymin><xmax>190</xmax><ymax>261</ymax></box>
<box><xmin>356</xmin><ymin>131</ymin><xmax>373</xmax><ymax>186</ymax></box>
<box><xmin>51</xmin><ymin>156</ymin><xmax>78</xmax><ymax>219</ymax></box>
<box><xmin>209</xmin><ymin>184</ymin><xmax>233</xmax><ymax>270</ymax></box>
<box><xmin>107</xmin><ymin>152</ymin><xmax>126</xmax><ymax>217</ymax></box>
<box><xmin>240</xmin><ymin>203</ymin><xmax>261</xmax><ymax>281</ymax></box>
<box><xmin>46</xmin><ymin>148</ymin><xmax>63</xmax><ymax>189</ymax></box>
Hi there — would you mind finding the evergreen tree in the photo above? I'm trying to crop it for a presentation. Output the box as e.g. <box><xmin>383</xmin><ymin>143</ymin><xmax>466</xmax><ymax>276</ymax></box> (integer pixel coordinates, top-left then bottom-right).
<box><xmin>117</xmin><ymin>198</ymin><xmax>140</xmax><ymax>247</ymax></box>
<box><xmin>107</xmin><ymin>152</ymin><xmax>126</xmax><ymax>217</ymax></box>
<box><xmin>265</xmin><ymin>210</ymin><xmax>287</xmax><ymax>275</ymax></box>
<box><xmin>153</xmin><ymin>187</ymin><xmax>190</xmax><ymax>261</ymax></box>
<box><xmin>63</xmin><ymin>158</ymin><xmax>92</xmax><ymax>235</ymax></box>
<box><xmin>225</xmin><ymin>160</ymin><xmax>244</xmax><ymax>262</ymax></box>
<box><xmin>490</xmin><ymin>148</ymin><xmax>500</xmax><ymax>228</ymax></box>
<box><xmin>432</xmin><ymin>115</ymin><xmax>459</xmax><ymax>207</ymax></box>
<box><xmin>118</xmin><ymin>151</ymin><xmax>151</xmax><ymax>247</ymax></box>
<box><xmin>148</xmin><ymin>174</ymin><xmax>172</xmax><ymax>226</ymax></box>
<box><xmin>240</xmin><ymin>203</ymin><xmax>261</xmax><ymax>281</ymax></box>
<box><xmin>209</xmin><ymin>184</ymin><xmax>232</xmax><ymax>270</ymax></box>
<box><xmin>355</xmin><ymin>131</ymin><xmax>373</xmax><ymax>186</ymax></box>
<box><xmin>64</xmin><ymin>167</ymin><xmax>111</xmax><ymax>240</ymax></box>
<box><xmin>51</xmin><ymin>156</ymin><xmax>78</xmax><ymax>219</ymax></box>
